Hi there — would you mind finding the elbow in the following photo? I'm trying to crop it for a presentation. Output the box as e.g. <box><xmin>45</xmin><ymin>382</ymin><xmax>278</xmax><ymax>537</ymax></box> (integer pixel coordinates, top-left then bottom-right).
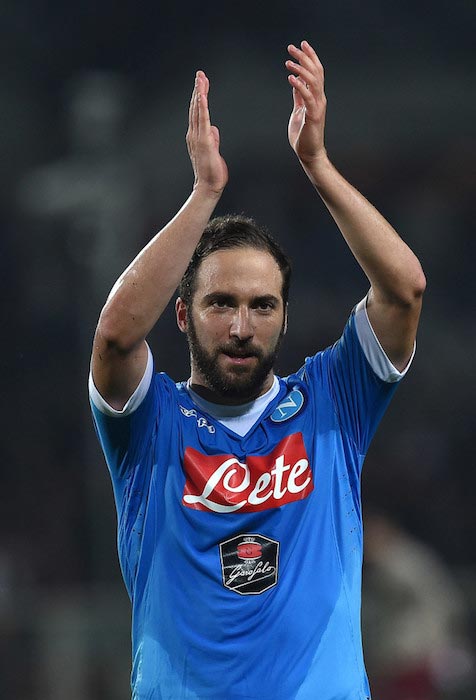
<box><xmin>399</xmin><ymin>269</ymin><xmax>426</xmax><ymax>309</ymax></box>
<box><xmin>409</xmin><ymin>266</ymin><xmax>426</xmax><ymax>303</ymax></box>
<box><xmin>414</xmin><ymin>265</ymin><xmax>427</xmax><ymax>299</ymax></box>
<box><xmin>415</xmin><ymin>259</ymin><xmax>427</xmax><ymax>295</ymax></box>
<box><xmin>381</xmin><ymin>264</ymin><xmax>426</xmax><ymax>309</ymax></box>
<box><xmin>400</xmin><ymin>256</ymin><xmax>427</xmax><ymax>306</ymax></box>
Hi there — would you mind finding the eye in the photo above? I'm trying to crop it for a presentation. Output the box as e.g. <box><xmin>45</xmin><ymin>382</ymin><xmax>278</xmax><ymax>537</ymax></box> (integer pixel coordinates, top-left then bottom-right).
<box><xmin>253</xmin><ymin>299</ymin><xmax>276</xmax><ymax>312</ymax></box>
<box><xmin>210</xmin><ymin>297</ymin><xmax>233</xmax><ymax>309</ymax></box>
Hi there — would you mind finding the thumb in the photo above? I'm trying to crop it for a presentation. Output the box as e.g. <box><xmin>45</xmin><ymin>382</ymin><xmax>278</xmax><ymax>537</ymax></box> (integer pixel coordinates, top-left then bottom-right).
<box><xmin>210</xmin><ymin>124</ymin><xmax>220</xmax><ymax>148</ymax></box>
<box><xmin>292</xmin><ymin>86</ymin><xmax>304</xmax><ymax>110</ymax></box>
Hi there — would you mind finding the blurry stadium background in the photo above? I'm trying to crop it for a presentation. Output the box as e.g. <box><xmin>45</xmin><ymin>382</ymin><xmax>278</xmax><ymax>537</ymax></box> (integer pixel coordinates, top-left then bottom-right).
<box><xmin>1</xmin><ymin>1</ymin><xmax>475</xmax><ymax>698</ymax></box>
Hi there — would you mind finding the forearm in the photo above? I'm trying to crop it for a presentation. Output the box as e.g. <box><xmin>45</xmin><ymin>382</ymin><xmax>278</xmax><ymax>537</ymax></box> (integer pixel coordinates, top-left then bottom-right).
<box><xmin>97</xmin><ymin>186</ymin><xmax>221</xmax><ymax>351</ymax></box>
<box><xmin>90</xmin><ymin>69</ymin><xmax>227</xmax><ymax>408</ymax></box>
<box><xmin>286</xmin><ymin>41</ymin><xmax>424</xmax><ymax>369</ymax></box>
<box><xmin>302</xmin><ymin>154</ymin><xmax>426</xmax><ymax>305</ymax></box>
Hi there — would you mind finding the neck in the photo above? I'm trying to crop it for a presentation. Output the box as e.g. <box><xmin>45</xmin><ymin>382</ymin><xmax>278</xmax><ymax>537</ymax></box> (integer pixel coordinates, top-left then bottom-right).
<box><xmin>189</xmin><ymin>372</ymin><xmax>275</xmax><ymax>406</ymax></box>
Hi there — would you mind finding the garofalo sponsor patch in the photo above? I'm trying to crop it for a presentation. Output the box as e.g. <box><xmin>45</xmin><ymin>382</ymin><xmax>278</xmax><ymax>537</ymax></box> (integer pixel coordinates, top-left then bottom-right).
<box><xmin>219</xmin><ymin>533</ymin><xmax>279</xmax><ymax>595</ymax></box>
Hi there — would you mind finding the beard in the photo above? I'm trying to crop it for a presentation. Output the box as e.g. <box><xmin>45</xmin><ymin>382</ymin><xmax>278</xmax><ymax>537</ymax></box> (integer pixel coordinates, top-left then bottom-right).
<box><xmin>186</xmin><ymin>314</ymin><xmax>284</xmax><ymax>402</ymax></box>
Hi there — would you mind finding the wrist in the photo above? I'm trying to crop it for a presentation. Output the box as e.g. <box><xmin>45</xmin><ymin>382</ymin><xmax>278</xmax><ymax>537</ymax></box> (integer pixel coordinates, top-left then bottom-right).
<box><xmin>299</xmin><ymin>149</ymin><xmax>334</xmax><ymax>185</ymax></box>
<box><xmin>192</xmin><ymin>181</ymin><xmax>225</xmax><ymax>201</ymax></box>
<box><xmin>299</xmin><ymin>147</ymin><xmax>329</xmax><ymax>172</ymax></box>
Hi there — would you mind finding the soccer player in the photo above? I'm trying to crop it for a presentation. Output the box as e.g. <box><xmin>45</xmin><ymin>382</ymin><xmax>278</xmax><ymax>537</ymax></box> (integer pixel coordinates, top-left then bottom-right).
<box><xmin>89</xmin><ymin>40</ymin><xmax>425</xmax><ymax>699</ymax></box>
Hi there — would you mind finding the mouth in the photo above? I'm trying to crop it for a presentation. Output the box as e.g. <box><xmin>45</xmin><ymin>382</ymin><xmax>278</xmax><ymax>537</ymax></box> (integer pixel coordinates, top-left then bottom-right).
<box><xmin>222</xmin><ymin>352</ymin><xmax>257</xmax><ymax>366</ymax></box>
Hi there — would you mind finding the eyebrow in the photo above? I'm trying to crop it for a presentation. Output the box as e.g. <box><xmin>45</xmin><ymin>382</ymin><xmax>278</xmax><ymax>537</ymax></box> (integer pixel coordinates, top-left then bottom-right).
<box><xmin>202</xmin><ymin>292</ymin><xmax>281</xmax><ymax>306</ymax></box>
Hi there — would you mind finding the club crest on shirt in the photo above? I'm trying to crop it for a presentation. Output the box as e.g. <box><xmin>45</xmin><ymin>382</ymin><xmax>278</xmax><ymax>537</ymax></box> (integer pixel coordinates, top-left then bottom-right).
<box><xmin>270</xmin><ymin>389</ymin><xmax>304</xmax><ymax>423</ymax></box>
<box><xmin>219</xmin><ymin>533</ymin><xmax>279</xmax><ymax>595</ymax></box>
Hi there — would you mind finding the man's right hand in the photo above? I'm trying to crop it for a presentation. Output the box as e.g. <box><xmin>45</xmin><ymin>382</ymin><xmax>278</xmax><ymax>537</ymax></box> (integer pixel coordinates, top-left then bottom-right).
<box><xmin>186</xmin><ymin>71</ymin><xmax>228</xmax><ymax>197</ymax></box>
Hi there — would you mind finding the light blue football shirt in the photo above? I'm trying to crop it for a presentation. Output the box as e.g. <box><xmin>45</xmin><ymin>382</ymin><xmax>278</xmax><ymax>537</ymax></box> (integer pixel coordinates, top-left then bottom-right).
<box><xmin>90</xmin><ymin>302</ymin><xmax>411</xmax><ymax>699</ymax></box>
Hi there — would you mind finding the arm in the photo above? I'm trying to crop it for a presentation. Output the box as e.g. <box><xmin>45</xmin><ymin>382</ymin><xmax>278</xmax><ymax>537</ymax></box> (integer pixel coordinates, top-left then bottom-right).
<box><xmin>285</xmin><ymin>41</ymin><xmax>426</xmax><ymax>370</ymax></box>
<box><xmin>91</xmin><ymin>71</ymin><xmax>228</xmax><ymax>410</ymax></box>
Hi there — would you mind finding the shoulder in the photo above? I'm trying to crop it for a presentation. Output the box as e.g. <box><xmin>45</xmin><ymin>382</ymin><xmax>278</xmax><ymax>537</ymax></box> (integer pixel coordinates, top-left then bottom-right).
<box><xmin>89</xmin><ymin>342</ymin><xmax>185</xmax><ymax>420</ymax></box>
<box><xmin>297</xmin><ymin>298</ymin><xmax>414</xmax><ymax>387</ymax></box>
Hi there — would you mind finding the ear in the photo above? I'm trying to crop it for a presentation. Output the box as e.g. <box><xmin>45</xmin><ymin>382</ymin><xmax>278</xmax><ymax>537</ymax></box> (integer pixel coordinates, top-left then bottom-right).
<box><xmin>283</xmin><ymin>303</ymin><xmax>289</xmax><ymax>335</ymax></box>
<box><xmin>176</xmin><ymin>297</ymin><xmax>188</xmax><ymax>333</ymax></box>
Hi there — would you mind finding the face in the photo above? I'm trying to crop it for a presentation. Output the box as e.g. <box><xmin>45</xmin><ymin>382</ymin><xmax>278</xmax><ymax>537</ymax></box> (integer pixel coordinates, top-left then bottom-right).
<box><xmin>176</xmin><ymin>247</ymin><xmax>287</xmax><ymax>404</ymax></box>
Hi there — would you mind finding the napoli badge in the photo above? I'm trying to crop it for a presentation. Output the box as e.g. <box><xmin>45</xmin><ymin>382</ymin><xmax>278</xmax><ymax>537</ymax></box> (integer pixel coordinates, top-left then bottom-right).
<box><xmin>270</xmin><ymin>389</ymin><xmax>304</xmax><ymax>423</ymax></box>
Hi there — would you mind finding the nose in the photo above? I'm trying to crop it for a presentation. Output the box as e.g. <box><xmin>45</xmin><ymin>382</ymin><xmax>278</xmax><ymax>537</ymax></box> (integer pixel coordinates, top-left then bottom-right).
<box><xmin>230</xmin><ymin>306</ymin><xmax>254</xmax><ymax>341</ymax></box>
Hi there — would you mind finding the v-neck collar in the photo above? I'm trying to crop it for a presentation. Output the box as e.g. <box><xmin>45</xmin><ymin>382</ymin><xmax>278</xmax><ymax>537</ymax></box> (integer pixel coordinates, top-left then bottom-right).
<box><xmin>183</xmin><ymin>376</ymin><xmax>285</xmax><ymax>441</ymax></box>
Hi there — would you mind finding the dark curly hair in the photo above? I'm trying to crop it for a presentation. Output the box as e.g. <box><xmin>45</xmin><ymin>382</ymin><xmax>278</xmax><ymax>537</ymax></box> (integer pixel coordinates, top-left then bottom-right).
<box><xmin>179</xmin><ymin>214</ymin><xmax>292</xmax><ymax>306</ymax></box>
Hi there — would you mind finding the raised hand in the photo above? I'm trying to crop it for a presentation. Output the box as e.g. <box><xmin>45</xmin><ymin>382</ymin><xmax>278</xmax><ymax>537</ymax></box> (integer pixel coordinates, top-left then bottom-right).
<box><xmin>285</xmin><ymin>41</ymin><xmax>327</xmax><ymax>167</ymax></box>
<box><xmin>186</xmin><ymin>70</ymin><xmax>228</xmax><ymax>196</ymax></box>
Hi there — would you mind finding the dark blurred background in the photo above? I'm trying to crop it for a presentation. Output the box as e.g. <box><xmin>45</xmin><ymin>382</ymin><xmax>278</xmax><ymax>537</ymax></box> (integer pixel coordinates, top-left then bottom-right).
<box><xmin>1</xmin><ymin>1</ymin><xmax>475</xmax><ymax>698</ymax></box>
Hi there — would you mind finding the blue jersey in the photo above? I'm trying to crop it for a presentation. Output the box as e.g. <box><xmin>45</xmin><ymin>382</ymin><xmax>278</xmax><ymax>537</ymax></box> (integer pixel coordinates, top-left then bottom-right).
<box><xmin>90</xmin><ymin>309</ymin><xmax>405</xmax><ymax>700</ymax></box>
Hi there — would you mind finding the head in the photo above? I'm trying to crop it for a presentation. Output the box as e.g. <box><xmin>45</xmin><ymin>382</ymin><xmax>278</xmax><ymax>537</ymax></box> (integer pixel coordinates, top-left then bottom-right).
<box><xmin>176</xmin><ymin>215</ymin><xmax>292</xmax><ymax>404</ymax></box>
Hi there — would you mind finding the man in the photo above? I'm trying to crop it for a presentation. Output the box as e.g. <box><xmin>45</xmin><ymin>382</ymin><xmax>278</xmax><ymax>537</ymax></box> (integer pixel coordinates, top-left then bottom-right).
<box><xmin>90</xmin><ymin>40</ymin><xmax>425</xmax><ymax>700</ymax></box>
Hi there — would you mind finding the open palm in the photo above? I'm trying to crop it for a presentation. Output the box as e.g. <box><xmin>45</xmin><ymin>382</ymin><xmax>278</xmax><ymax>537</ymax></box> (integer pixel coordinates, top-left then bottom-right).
<box><xmin>286</xmin><ymin>41</ymin><xmax>327</xmax><ymax>166</ymax></box>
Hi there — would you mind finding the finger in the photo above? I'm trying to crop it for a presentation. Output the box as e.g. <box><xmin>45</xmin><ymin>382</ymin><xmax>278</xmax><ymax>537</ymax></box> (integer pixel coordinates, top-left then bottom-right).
<box><xmin>300</xmin><ymin>40</ymin><xmax>324</xmax><ymax>73</ymax></box>
<box><xmin>210</xmin><ymin>124</ymin><xmax>220</xmax><ymax>148</ymax></box>
<box><xmin>285</xmin><ymin>60</ymin><xmax>319</xmax><ymax>94</ymax></box>
<box><xmin>287</xmin><ymin>43</ymin><xmax>325</xmax><ymax>97</ymax></box>
<box><xmin>288</xmin><ymin>41</ymin><xmax>323</xmax><ymax>74</ymax></box>
<box><xmin>290</xmin><ymin>83</ymin><xmax>304</xmax><ymax>110</ymax></box>
<box><xmin>196</xmin><ymin>71</ymin><xmax>212</xmax><ymax>137</ymax></box>
<box><xmin>198</xmin><ymin>69</ymin><xmax>210</xmax><ymax>97</ymax></box>
<box><xmin>189</xmin><ymin>72</ymin><xmax>200</xmax><ymax>134</ymax></box>
<box><xmin>287</xmin><ymin>43</ymin><xmax>316</xmax><ymax>74</ymax></box>
<box><xmin>288</xmin><ymin>74</ymin><xmax>316</xmax><ymax>113</ymax></box>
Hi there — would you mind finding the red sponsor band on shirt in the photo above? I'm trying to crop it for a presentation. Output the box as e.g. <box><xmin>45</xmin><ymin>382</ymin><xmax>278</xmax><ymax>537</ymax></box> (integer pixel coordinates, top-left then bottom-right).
<box><xmin>182</xmin><ymin>432</ymin><xmax>313</xmax><ymax>514</ymax></box>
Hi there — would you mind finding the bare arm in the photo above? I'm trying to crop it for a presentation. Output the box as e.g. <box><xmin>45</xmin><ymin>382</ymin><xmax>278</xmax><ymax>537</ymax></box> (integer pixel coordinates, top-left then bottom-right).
<box><xmin>286</xmin><ymin>41</ymin><xmax>426</xmax><ymax>370</ymax></box>
<box><xmin>91</xmin><ymin>71</ymin><xmax>228</xmax><ymax>409</ymax></box>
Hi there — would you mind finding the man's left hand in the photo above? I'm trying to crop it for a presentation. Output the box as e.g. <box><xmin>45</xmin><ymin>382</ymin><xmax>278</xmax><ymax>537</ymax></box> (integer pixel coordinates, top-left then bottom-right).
<box><xmin>286</xmin><ymin>41</ymin><xmax>327</xmax><ymax>167</ymax></box>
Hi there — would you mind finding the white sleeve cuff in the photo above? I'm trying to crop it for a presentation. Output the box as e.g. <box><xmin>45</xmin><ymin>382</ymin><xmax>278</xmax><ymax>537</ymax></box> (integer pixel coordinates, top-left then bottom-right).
<box><xmin>88</xmin><ymin>344</ymin><xmax>154</xmax><ymax>416</ymax></box>
<box><xmin>354</xmin><ymin>297</ymin><xmax>415</xmax><ymax>383</ymax></box>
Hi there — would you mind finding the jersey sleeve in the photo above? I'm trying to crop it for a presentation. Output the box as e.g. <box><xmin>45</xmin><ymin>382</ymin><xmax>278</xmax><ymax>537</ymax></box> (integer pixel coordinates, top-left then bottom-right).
<box><xmin>303</xmin><ymin>298</ymin><xmax>414</xmax><ymax>456</ymax></box>
<box><xmin>89</xmin><ymin>345</ymin><xmax>161</xmax><ymax>481</ymax></box>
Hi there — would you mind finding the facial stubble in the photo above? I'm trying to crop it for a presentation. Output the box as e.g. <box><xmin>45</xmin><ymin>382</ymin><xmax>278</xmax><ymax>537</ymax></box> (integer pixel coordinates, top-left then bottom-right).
<box><xmin>186</xmin><ymin>312</ymin><xmax>284</xmax><ymax>402</ymax></box>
